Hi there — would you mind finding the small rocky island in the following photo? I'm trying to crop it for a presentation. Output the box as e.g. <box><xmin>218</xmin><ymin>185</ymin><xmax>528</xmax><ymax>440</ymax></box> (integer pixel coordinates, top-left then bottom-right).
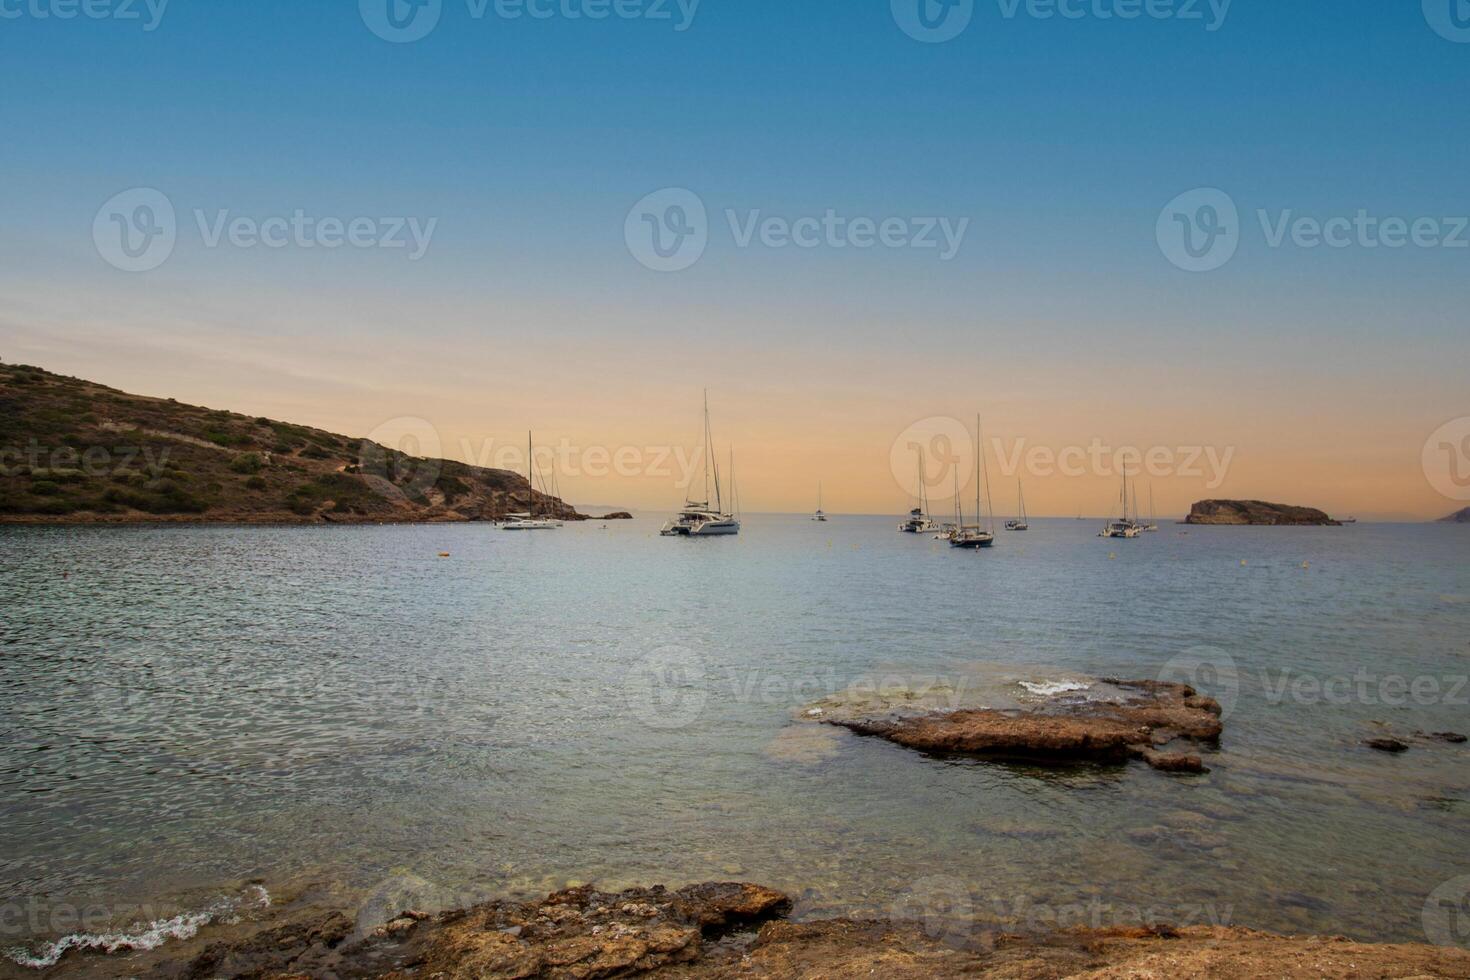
<box><xmin>803</xmin><ymin>677</ymin><xmax>1223</xmax><ymax>774</ymax></box>
<box><xmin>1186</xmin><ymin>499</ymin><xmax>1340</xmax><ymax>526</ymax></box>
<box><xmin>1438</xmin><ymin>507</ymin><xmax>1470</xmax><ymax>523</ymax></box>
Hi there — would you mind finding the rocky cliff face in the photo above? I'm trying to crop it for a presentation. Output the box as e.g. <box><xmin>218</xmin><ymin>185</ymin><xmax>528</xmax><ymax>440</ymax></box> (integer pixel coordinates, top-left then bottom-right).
<box><xmin>1185</xmin><ymin>500</ymin><xmax>1340</xmax><ymax>526</ymax></box>
<box><xmin>0</xmin><ymin>362</ymin><xmax>584</xmax><ymax>524</ymax></box>
<box><xmin>1438</xmin><ymin>507</ymin><xmax>1470</xmax><ymax>523</ymax></box>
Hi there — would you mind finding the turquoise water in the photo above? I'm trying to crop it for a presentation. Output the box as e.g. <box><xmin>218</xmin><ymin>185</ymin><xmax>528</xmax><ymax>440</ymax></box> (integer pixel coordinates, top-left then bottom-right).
<box><xmin>2</xmin><ymin>517</ymin><xmax>1468</xmax><ymax>954</ymax></box>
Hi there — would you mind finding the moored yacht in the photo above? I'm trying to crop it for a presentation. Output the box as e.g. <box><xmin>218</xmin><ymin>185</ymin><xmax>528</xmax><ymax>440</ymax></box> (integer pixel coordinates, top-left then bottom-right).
<box><xmin>948</xmin><ymin>413</ymin><xmax>995</xmax><ymax>549</ymax></box>
<box><xmin>1099</xmin><ymin>473</ymin><xmax>1141</xmax><ymax>539</ymax></box>
<box><xmin>899</xmin><ymin>508</ymin><xmax>937</xmax><ymax>534</ymax></box>
<box><xmin>898</xmin><ymin>446</ymin><xmax>940</xmax><ymax>533</ymax></box>
<box><xmin>661</xmin><ymin>392</ymin><xmax>740</xmax><ymax>538</ymax></box>
<box><xmin>1005</xmin><ymin>479</ymin><xmax>1030</xmax><ymax>531</ymax></box>
<box><xmin>502</xmin><ymin>432</ymin><xmax>563</xmax><ymax>530</ymax></box>
<box><xmin>812</xmin><ymin>482</ymin><xmax>828</xmax><ymax>521</ymax></box>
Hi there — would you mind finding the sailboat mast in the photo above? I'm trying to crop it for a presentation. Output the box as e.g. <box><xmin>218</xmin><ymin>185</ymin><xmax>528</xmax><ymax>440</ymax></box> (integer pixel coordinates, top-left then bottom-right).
<box><xmin>977</xmin><ymin>413</ymin><xmax>995</xmax><ymax>533</ymax></box>
<box><xmin>527</xmin><ymin>430</ymin><xmax>534</xmax><ymax>518</ymax></box>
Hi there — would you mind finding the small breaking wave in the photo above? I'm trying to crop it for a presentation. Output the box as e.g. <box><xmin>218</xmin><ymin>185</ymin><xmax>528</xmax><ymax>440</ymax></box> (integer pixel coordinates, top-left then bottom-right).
<box><xmin>4</xmin><ymin>885</ymin><xmax>269</xmax><ymax>969</ymax></box>
<box><xmin>1018</xmin><ymin>679</ymin><xmax>1091</xmax><ymax>697</ymax></box>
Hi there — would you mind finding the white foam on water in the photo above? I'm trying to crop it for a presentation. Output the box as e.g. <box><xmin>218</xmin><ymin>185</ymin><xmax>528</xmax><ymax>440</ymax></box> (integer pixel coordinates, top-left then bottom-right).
<box><xmin>1018</xmin><ymin>679</ymin><xmax>1091</xmax><ymax>697</ymax></box>
<box><xmin>4</xmin><ymin>886</ymin><xmax>269</xmax><ymax>969</ymax></box>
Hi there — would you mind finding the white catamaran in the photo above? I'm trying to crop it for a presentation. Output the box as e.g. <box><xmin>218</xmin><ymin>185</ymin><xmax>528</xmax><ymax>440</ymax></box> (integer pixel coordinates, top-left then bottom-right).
<box><xmin>661</xmin><ymin>393</ymin><xmax>741</xmax><ymax>537</ymax></box>
<box><xmin>502</xmin><ymin>432</ymin><xmax>564</xmax><ymax>530</ymax></box>
<box><xmin>898</xmin><ymin>446</ymin><xmax>940</xmax><ymax>533</ymax></box>
<box><xmin>1099</xmin><ymin>472</ymin><xmax>1141</xmax><ymax>539</ymax></box>
<box><xmin>949</xmin><ymin>414</ymin><xmax>995</xmax><ymax>549</ymax></box>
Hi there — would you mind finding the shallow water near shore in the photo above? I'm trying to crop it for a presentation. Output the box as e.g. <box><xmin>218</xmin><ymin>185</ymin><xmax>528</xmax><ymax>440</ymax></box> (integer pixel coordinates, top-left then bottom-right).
<box><xmin>2</xmin><ymin>516</ymin><xmax>1469</xmax><ymax>963</ymax></box>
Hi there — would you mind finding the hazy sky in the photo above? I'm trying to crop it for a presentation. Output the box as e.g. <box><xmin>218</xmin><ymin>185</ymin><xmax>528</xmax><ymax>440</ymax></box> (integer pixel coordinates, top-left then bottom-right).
<box><xmin>2</xmin><ymin>0</ymin><xmax>1467</xmax><ymax>518</ymax></box>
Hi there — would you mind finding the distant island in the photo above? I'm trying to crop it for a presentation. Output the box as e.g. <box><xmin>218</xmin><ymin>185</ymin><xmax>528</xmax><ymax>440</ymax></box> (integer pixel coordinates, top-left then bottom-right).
<box><xmin>0</xmin><ymin>362</ymin><xmax>584</xmax><ymax>524</ymax></box>
<box><xmin>1439</xmin><ymin>507</ymin><xmax>1470</xmax><ymax>523</ymax></box>
<box><xmin>1185</xmin><ymin>499</ymin><xmax>1341</xmax><ymax>526</ymax></box>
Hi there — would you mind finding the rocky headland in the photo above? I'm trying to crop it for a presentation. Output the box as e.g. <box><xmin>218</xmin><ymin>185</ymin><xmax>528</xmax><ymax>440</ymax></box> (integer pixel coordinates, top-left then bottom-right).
<box><xmin>1439</xmin><ymin>507</ymin><xmax>1470</xmax><ymax>524</ymax></box>
<box><xmin>0</xmin><ymin>362</ymin><xmax>584</xmax><ymax>524</ymax></box>
<box><xmin>1185</xmin><ymin>500</ymin><xmax>1341</xmax><ymax>526</ymax></box>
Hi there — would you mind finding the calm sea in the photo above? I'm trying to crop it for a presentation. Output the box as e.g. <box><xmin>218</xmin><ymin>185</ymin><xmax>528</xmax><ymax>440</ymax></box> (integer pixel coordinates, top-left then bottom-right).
<box><xmin>2</xmin><ymin>516</ymin><xmax>1468</xmax><ymax>957</ymax></box>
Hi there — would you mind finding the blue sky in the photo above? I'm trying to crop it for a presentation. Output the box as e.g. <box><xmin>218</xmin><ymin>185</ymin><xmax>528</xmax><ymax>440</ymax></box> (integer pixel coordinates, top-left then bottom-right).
<box><xmin>2</xmin><ymin>0</ymin><xmax>1467</xmax><ymax>516</ymax></box>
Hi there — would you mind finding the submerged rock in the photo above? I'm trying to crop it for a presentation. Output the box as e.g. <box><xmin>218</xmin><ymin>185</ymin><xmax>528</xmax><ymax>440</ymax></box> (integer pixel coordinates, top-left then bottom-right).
<box><xmin>1365</xmin><ymin>737</ymin><xmax>1411</xmax><ymax>753</ymax></box>
<box><xmin>806</xmin><ymin>678</ymin><xmax>1221</xmax><ymax>775</ymax></box>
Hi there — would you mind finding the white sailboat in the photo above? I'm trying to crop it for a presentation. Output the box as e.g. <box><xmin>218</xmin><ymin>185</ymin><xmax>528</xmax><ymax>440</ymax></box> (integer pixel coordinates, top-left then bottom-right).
<box><xmin>1140</xmin><ymin>484</ymin><xmax>1159</xmax><ymax>532</ymax></box>
<box><xmin>812</xmin><ymin>482</ymin><xmax>828</xmax><ymax>522</ymax></box>
<box><xmin>1099</xmin><ymin>472</ymin><xmax>1141</xmax><ymax>539</ymax></box>
<box><xmin>899</xmin><ymin>446</ymin><xmax>940</xmax><ymax>533</ymax></box>
<box><xmin>1005</xmin><ymin>479</ymin><xmax>1030</xmax><ymax>531</ymax></box>
<box><xmin>661</xmin><ymin>392</ymin><xmax>741</xmax><ymax>537</ymax></box>
<box><xmin>502</xmin><ymin>432</ymin><xmax>564</xmax><ymax>530</ymax></box>
<box><xmin>949</xmin><ymin>414</ymin><xmax>995</xmax><ymax>549</ymax></box>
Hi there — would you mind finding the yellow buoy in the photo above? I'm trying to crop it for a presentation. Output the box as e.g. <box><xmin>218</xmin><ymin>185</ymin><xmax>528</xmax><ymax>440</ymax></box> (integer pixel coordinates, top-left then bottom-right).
<box><xmin>1302</xmin><ymin>561</ymin><xmax>1310</xmax><ymax>569</ymax></box>
<box><xmin>1240</xmin><ymin>559</ymin><xmax>1248</xmax><ymax>566</ymax></box>
<box><xmin>438</xmin><ymin>552</ymin><xmax>451</xmax><ymax>558</ymax></box>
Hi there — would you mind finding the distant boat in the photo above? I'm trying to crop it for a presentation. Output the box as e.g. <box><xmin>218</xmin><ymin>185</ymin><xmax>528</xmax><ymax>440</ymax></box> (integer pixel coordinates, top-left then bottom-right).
<box><xmin>502</xmin><ymin>431</ymin><xmax>563</xmax><ymax>530</ymax></box>
<box><xmin>949</xmin><ymin>413</ymin><xmax>995</xmax><ymax>550</ymax></box>
<box><xmin>1341</xmin><ymin>517</ymin><xmax>1358</xmax><ymax>524</ymax></box>
<box><xmin>661</xmin><ymin>392</ymin><xmax>740</xmax><ymax>537</ymax></box>
<box><xmin>1005</xmin><ymin>479</ymin><xmax>1030</xmax><ymax>531</ymax></box>
<box><xmin>898</xmin><ymin>446</ymin><xmax>939</xmax><ymax>533</ymax></box>
<box><xmin>1140</xmin><ymin>484</ymin><xmax>1160</xmax><ymax>532</ymax></box>
<box><xmin>1099</xmin><ymin>472</ymin><xmax>1141</xmax><ymax>539</ymax></box>
<box><xmin>812</xmin><ymin>482</ymin><xmax>828</xmax><ymax>522</ymax></box>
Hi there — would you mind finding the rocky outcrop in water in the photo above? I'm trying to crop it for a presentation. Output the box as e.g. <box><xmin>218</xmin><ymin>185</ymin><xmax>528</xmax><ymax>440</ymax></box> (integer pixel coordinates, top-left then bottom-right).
<box><xmin>1439</xmin><ymin>507</ymin><xmax>1470</xmax><ymax>523</ymax></box>
<box><xmin>1186</xmin><ymin>500</ymin><xmax>1340</xmax><ymax>526</ymax></box>
<box><xmin>811</xmin><ymin>679</ymin><xmax>1222</xmax><ymax>774</ymax></box>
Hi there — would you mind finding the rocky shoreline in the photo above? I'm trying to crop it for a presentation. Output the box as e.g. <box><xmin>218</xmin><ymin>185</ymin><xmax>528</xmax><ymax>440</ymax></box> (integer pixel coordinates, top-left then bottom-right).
<box><xmin>20</xmin><ymin>880</ymin><xmax>1470</xmax><ymax>979</ymax></box>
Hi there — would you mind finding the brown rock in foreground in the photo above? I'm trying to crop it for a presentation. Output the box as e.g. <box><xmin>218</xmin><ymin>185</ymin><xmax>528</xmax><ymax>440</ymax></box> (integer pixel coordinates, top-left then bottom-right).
<box><xmin>822</xmin><ymin>679</ymin><xmax>1222</xmax><ymax>774</ymax></box>
<box><xmin>1185</xmin><ymin>499</ymin><xmax>1340</xmax><ymax>526</ymax></box>
<box><xmin>82</xmin><ymin>881</ymin><xmax>1470</xmax><ymax>979</ymax></box>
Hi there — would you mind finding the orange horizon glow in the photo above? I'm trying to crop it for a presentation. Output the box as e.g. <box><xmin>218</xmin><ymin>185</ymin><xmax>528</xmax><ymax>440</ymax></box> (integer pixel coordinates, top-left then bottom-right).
<box><xmin>5</xmin><ymin>323</ymin><xmax>1463</xmax><ymax>522</ymax></box>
